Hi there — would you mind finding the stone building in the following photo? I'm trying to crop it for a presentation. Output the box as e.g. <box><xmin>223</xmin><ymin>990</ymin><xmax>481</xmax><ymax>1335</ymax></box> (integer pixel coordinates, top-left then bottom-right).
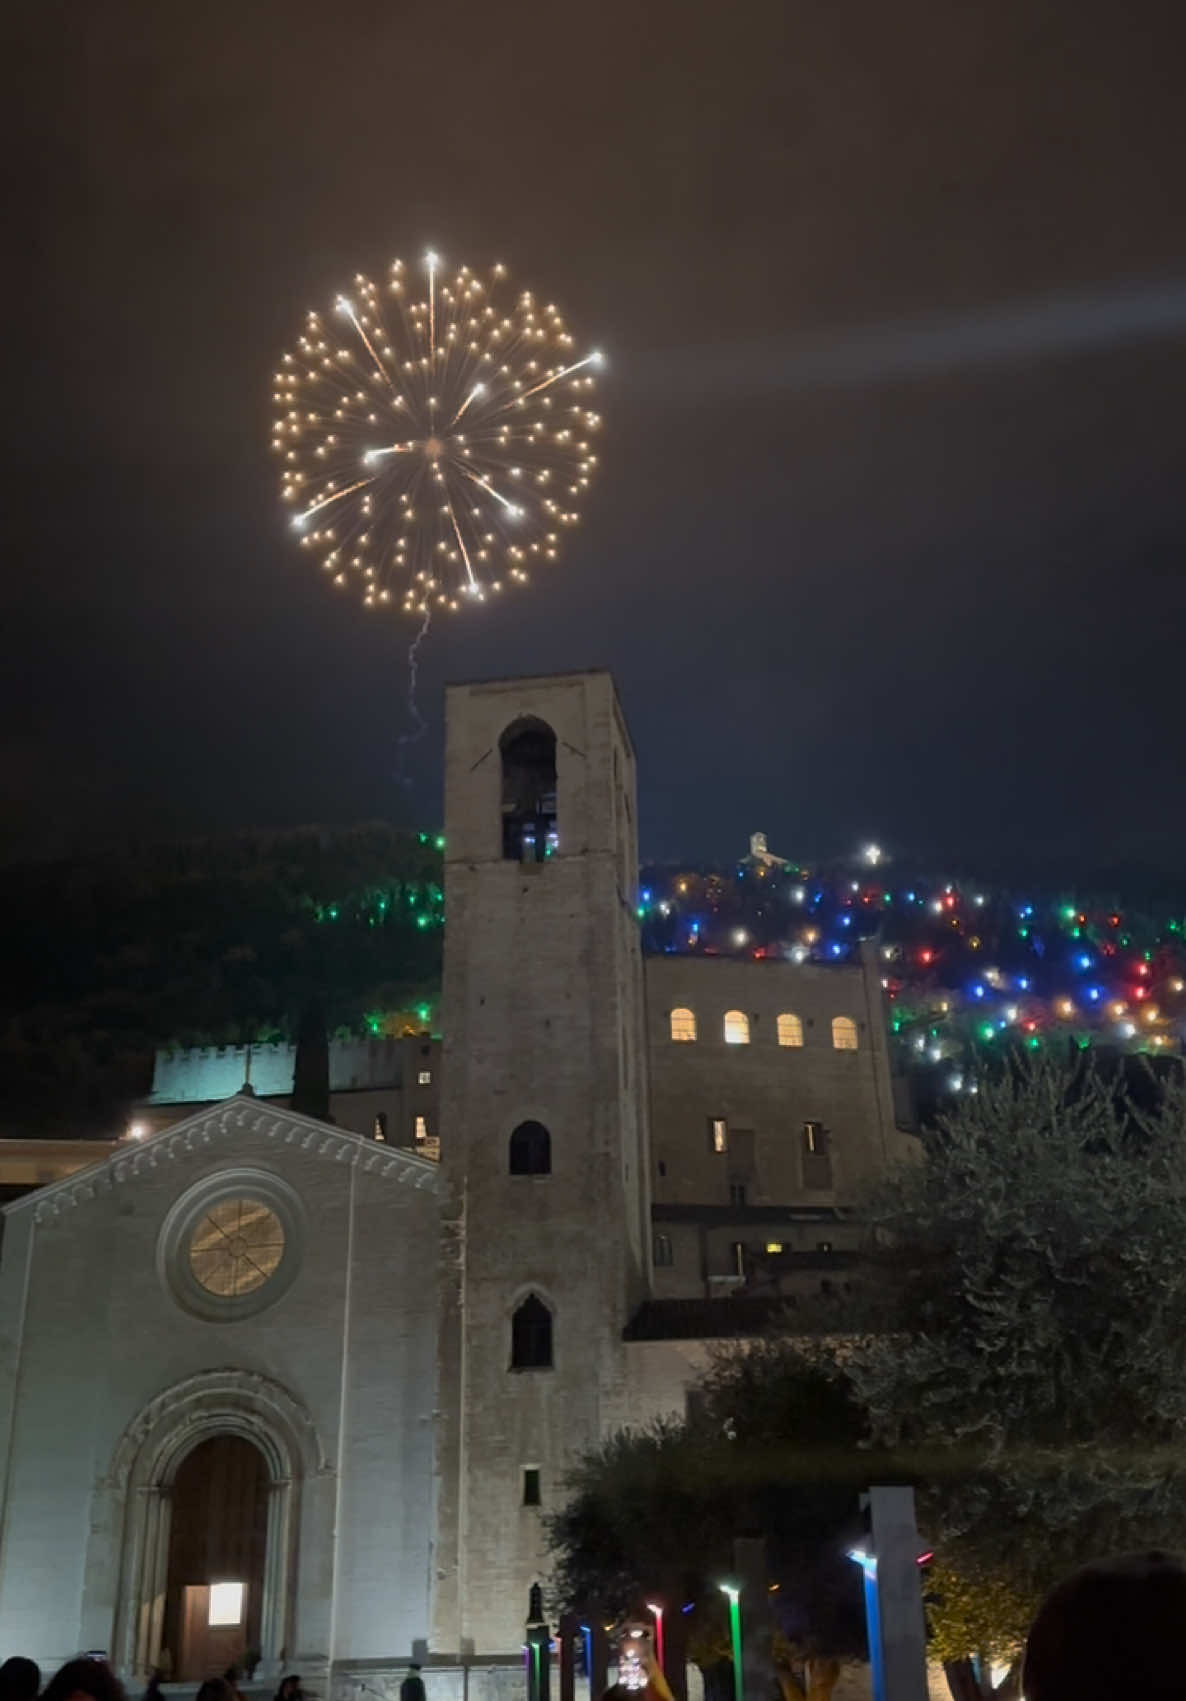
<box><xmin>0</xmin><ymin>671</ymin><xmax>915</xmax><ymax>1694</ymax></box>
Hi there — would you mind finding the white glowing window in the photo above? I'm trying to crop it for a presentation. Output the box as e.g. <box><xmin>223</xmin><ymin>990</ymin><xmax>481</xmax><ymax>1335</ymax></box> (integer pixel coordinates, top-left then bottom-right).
<box><xmin>723</xmin><ymin>1010</ymin><xmax>750</xmax><ymax>1045</ymax></box>
<box><xmin>710</xmin><ymin>1117</ymin><xmax>728</xmax><ymax>1154</ymax></box>
<box><xmin>415</xmin><ymin>1115</ymin><xmax>428</xmax><ymax>1141</ymax></box>
<box><xmin>208</xmin><ymin>1581</ymin><xmax>244</xmax><ymax>1627</ymax></box>
<box><xmin>832</xmin><ymin>1016</ymin><xmax>859</xmax><ymax>1051</ymax></box>
<box><xmin>418</xmin><ymin>1070</ymin><xmax>432</xmax><ymax>1085</ymax></box>
<box><xmin>669</xmin><ymin>1007</ymin><xmax>697</xmax><ymax>1042</ymax></box>
<box><xmin>777</xmin><ymin>1012</ymin><xmax>804</xmax><ymax>1048</ymax></box>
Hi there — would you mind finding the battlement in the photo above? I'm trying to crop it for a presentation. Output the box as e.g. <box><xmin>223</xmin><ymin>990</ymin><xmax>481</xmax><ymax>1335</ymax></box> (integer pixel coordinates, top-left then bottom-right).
<box><xmin>149</xmin><ymin>1036</ymin><xmax>409</xmax><ymax>1105</ymax></box>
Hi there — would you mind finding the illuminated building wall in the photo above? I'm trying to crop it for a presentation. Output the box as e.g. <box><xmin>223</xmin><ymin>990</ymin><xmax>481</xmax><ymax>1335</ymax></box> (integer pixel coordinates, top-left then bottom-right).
<box><xmin>432</xmin><ymin>671</ymin><xmax>651</xmax><ymax>1661</ymax></box>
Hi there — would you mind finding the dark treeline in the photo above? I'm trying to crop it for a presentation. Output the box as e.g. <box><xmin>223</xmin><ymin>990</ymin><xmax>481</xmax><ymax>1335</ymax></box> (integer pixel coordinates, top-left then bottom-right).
<box><xmin>0</xmin><ymin>824</ymin><xmax>444</xmax><ymax>1136</ymax></box>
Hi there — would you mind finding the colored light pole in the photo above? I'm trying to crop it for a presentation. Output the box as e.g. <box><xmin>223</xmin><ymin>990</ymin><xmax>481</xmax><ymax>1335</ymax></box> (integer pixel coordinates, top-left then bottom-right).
<box><xmin>645</xmin><ymin>1603</ymin><xmax>665</xmax><ymax>1676</ymax></box>
<box><xmin>848</xmin><ymin>1551</ymin><xmax>884</xmax><ymax>1701</ymax></box>
<box><xmin>718</xmin><ymin>1583</ymin><xmax>742</xmax><ymax>1701</ymax></box>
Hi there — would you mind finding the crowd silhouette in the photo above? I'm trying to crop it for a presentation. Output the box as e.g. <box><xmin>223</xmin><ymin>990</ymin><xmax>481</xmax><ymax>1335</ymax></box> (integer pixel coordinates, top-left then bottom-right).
<box><xmin>6</xmin><ymin>1562</ymin><xmax>1186</xmax><ymax>1701</ymax></box>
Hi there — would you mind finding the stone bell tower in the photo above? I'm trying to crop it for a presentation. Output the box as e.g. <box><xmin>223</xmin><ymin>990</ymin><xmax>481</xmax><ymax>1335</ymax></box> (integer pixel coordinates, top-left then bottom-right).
<box><xmin>431</xmin><ymin>671</ymin><xmax>651</xmax><ymax>1659</ymax></box>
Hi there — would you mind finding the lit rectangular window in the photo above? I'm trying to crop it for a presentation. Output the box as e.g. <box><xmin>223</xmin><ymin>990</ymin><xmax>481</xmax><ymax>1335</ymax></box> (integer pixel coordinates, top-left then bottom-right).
<box><xmin>373</xmin><ymin>1112</ymin><xmax>387</xmax><ymax>1143</ymax></box>
<box><xmin>765</xmin><ymin>1241</ymin><xmax>783</xmax><ymax>1254</ymax></box>
<box><xmin>803</xmin><ymin>1120</ymin><xmax>825</xmax><ymax>1155</ymax></box>
<box><xmin>208</xmin><ymin>1582</ymin><xmax>244</xmax><ymax>1628</ymax></box>
<box><xmin>523</xmin><ymin>1467</ymin><xmax>541</xmax><ymax>1507</ymax></box>
<box><xmin>418</xmin><ymin>1070</ymin><xmax>432</xmax><ymax>1085</ymax></box>
<box><xmin>415</xmin><ymin>1115</ymin><xmax>428</xmax><ymax>1141</ymax></box>
<box><xmin>709</xmin><ymin>1117</ymin><xmax>728</xmax><ymax>1154</ymax></box>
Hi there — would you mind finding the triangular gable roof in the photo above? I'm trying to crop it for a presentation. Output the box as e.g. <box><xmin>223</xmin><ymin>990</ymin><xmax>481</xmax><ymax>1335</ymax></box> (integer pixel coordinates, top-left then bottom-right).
<box><xmin>6</xmin><ymin>1092</ymin><xmax>440</xmax><ymax>1223</ymax></box>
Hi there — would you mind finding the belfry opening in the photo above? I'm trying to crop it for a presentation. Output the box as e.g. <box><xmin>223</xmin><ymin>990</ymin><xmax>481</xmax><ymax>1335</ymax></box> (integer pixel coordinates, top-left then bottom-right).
<box><xmin>500</xmin><ymin>717</ymin><xmax>557</xmax><ymax>861</ymax></box>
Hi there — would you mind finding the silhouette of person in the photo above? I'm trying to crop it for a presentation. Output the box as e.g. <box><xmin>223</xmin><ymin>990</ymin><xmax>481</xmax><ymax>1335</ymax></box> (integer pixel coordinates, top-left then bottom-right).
<box><xmin>41</xmin><ymin>1659</ymin><xmax>126</xmax><ymax>1701</ymax></box>
<box><xmin>0</xmin><ymin>1658</ymin><xmax>41</xmax><ymax>1701</ymax></box>
<box><xmin>400</xmin><ymin>1665</ymin><xmax>426</xmax><ymax>1701</ymax></box>
<box><xmin>1024</xmin><ymin>1550</ymin><xmax>1186</xmax><ymax>1701</ymax></box>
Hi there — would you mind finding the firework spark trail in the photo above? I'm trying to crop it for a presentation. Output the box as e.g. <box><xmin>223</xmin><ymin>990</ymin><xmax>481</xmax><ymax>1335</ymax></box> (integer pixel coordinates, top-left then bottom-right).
<box><xmin>458</xmin><ymin>466</ymin><xmax>519</xmax><ymax>513</ymax></box>
<box><xmin>273</xmin><ymin>250</ymin><xmax>603</xmax><ymax>617</ymax></box>
<box><xmin>338</xmin><ymin>297</ymin><xmax>400</xmax><ymax>397</ymax></box>
<box><xmin>446</xmin><ymin>498</ymin><xmax>478</xmax><ymax>591</ymax></box>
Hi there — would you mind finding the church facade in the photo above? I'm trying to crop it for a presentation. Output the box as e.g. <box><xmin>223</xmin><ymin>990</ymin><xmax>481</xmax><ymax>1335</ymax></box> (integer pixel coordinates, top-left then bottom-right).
<box><xmin>0</xmin><ymin>672</ymin><xmax>915</xmax><ymax>1693</ymax></box>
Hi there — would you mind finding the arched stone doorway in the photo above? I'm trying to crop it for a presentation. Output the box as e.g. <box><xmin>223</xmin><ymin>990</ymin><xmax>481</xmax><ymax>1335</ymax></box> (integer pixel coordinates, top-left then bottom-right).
<box><xmin>163</xmin><ymin>1435</ymin><xmax>269</xmax><ymax>1680</ymax></box>
<box><xmin>102</xmin><ymin>1370</ymin><xmax>324</xmax><ymax>1681</ymax></box>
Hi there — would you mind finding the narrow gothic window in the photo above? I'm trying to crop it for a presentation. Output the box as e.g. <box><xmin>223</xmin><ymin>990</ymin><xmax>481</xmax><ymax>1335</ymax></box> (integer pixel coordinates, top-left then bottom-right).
<box><xmin>832</xmin><ymin>1016</ymin><xmax>859</xmax><ymax>1051</ymax></box>
<box><xmin>511</xmin><ymin>1294</ymin><xmax>553</xmax><ymax>1370</ymax></box>
<box><xmin>509</xmin><ymin>1120</ymin><xmax>551</xmax><ymax>1176</ymax></box>
<box><xmin>803</xmin><ymin>1121</ymin><xmax>833</xmax><ymax>1189</ymax></box>
<box><xmin>777</xmin><ymin>1012</ymin><xmax>804</xmax><ymax>1047</ymax></box>
<box><xmin>653</xmin><ymin>1234</ymin><xmax>674</xmax><ymax>1267</ymax></box>
<box><xmin>522</xmin><ymin>1467</ymin><xmax>541</xmax><ymax>1506</ymax></box>
<box><xmin>723</xmin><ymin>1010</ymin><xmax>750</xmax><ymax>1045</ymax></box>
<box><xmin>709</xmin><ymin>1117</ymin><xmax>728</xmax><ymax>1154</ymax></box>
<box><xmin>670</xmin><ymin>1007</ymin><xmax>697</xmax><ymax>1043</ymax></box>
<box><xmin>373</xmin><ymin>1112</ymin><xmax>387</xmax><ymax>1142</ymax></box>
<box><xmin>500</xmin><ymin>718</ymin><xmax>557</xmax><ymax>863</ymax></box>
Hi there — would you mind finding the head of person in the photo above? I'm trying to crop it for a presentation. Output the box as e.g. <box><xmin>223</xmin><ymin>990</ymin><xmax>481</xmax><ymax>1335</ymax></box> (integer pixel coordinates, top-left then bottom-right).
<box><xmin>0</xmin><ymin>1659</ymin><xmax>42</xmax><ymax>1701</ymax></box>
<box><xmin>1024</xmin><ymin>1550</ymin><xmax>1186</xmax><ymax>1701</ymax></box>
<box><xmin>195</xmin><ymin>1681</ymin><xmax>235</xmax><ymax>1701</ymax></box>
<box><xmin>42</xmin><ymin>1659</ymin><xmax>126</xmax><ymax>1701</ymax></box>
<box><xmin>277</xmin><ymin>1678</ymin><xmax>302</xmax><ymax>1699</ymax></box>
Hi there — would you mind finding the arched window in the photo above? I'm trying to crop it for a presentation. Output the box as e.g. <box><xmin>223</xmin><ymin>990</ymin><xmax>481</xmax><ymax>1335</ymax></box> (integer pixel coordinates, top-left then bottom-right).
<box><xmin>670</xmin><ymin>1007</ymin><xmax>697</xmax><ymax>1043</ymax></box>
<box><xmin>511</xmin><ymin>1294</ymin><xmax>553</xmax><ymax>1370</ymax></box>
<box><xmin>723</xmin><ymin>1010</ymin><xmax>751</xmax><ymax>1045</ymax></box>
<box><xmin>500</xmin><ymin>718</ymin><xmax>557</xmax><ymax>862</ymax></box>
<box><xmin>832</xmin><ymin>1016</ymin><xmax>859</xmax><ymax>1051</ymax></box>
<box><xmin>509</xmin><ymin>1120</ymin><xmax>551</xmax><ymax>1176</ymax></box>
<box><xmin>777</xmin><ymin>1012</ymin><xmax>804</xmax><ymax>1048</ymax></box>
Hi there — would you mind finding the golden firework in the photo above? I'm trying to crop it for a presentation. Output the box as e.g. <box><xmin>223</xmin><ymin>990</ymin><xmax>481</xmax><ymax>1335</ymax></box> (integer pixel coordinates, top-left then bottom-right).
<box><xmin>273</xmin><ymin>253</ymin><xmax>603</xmax><ymax>614</ymax></box>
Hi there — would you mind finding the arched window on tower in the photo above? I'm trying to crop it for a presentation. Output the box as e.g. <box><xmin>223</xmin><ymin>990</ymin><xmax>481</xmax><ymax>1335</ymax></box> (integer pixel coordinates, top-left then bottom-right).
<box><xmin>670</xmin><ymin>1007</ymin><xmax>697</xmax><ymax>1042</ymax></box>
<box><xmin>777</xmin><ymin>1012</ymin><xmax>804</xmax><ymax>1048</ymax></box>
<box><xmin>509</xmin><ymin>1120</ymin><xmax>551</xmax><ymax>1176</ymax></box>
<box><xmin>832</xmin><ymin>1016</ymin><xmax>859</xmax><ymax>1051</ymax></box>
<box><xmin>500</xmin><ymin>718</ymin><xmax>557</xmax><ymax>862</ymax></box>
<box><xmin>723</xmin><ymin>1010</ymin><xmax>751</xmax><ymax>1045</ymax></box>
<box><xmin>511</xmin><ymin>1294</ymin><xmax>553</xmax><ymax>1370</ymax></box>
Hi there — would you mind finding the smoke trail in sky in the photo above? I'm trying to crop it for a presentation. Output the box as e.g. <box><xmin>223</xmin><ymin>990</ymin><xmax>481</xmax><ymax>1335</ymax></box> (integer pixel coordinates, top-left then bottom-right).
<box><xmin>395</xmin><ymin>604</ymin><xmax>433</xmax><ymax>787</ymax></box>
<box><xmin>630</xmin><ymin>278</ymin><xmax>1186</xmax><ymax>398</ymax></box>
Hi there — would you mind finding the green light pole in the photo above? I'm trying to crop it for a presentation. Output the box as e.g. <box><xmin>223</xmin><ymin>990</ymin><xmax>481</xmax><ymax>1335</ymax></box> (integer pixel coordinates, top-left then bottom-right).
<box><xmin>719</xmin><ymin>1582</ymin><xmax>742</xmax><ymax>1701</ymax></box>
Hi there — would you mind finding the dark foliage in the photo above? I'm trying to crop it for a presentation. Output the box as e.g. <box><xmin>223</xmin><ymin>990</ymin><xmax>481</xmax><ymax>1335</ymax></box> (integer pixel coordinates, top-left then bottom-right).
<box><xmin>548</xmin><ymin>1343</ymin><xmax>870</xmax><ymax>1667</ymax></box>
<box><xmin>0</xmin><ymin>823</ymin><xmax>443</xmax><ymax>1134</ymax></box>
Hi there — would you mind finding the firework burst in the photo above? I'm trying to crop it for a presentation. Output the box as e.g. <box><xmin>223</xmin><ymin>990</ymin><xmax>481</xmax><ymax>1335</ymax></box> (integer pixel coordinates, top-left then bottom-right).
<box><xmin>272</xmin><ymin>253</ymin><xmax>603</xmax><ymax>614</ymax></box>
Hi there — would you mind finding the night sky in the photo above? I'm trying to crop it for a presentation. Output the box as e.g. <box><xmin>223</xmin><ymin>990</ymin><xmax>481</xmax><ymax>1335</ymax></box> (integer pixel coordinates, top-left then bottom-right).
<box><xmin>5</xmin><ymin>0</ymin><xmax>1185</xmax><ymax>872</ymax></box>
